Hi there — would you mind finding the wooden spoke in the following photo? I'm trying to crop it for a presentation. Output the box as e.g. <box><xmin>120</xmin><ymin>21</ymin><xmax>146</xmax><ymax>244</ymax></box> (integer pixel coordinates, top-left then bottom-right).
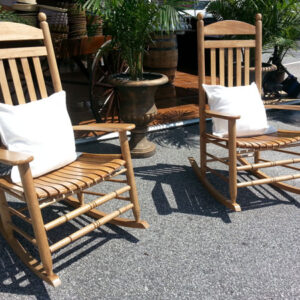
<box><xmin>90</xmin><ymin>40</ymin><xmax>128</xmax><ymax>123</ymax></box>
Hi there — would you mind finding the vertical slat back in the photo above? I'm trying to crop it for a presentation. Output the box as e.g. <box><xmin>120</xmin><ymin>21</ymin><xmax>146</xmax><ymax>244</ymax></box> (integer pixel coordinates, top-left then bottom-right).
<box><xmin>8</xmin><ymin>58</ymin><xmax>26</xmax><ymax>104</ymax></box>
<box><xmin>255</xmin><ymin>14</ymin><xmax>262</xmax><ymax>93</ymax></box>
<box><xmin>244</xmin><ymin>48</ymin><xmax>250</xmax><ymax>85</ymax></box>
<box><xmin>210</xmin><ymin>49</ymin><xmax>217</xmax><ymax>85</ymax></box>
<box><xmin>199</xmin><ymin>14</ymin><xmax>262</xmax><ymax>90</ymax></box>
<box><xmin>219</xmin><ymin>48</ymin><xmax>225</xmax><ymax>86</ymax></box>
<box><xmin>227</xmin><ymin>48</ymin><xmax>233</xmax><ymax>87</ymax></box>
<box><xmin>32</xmin><ymin>56</ymin><xmax>48</xmax><ymax>99</ymax></box>
<box><xmin>21</xmin><ymin>57</ymin><xmax>37</xmax><ymax>101</ymax></box>
<box><xmin>235</xmin><ymin>48</ymin><xmax>242</xmax><ymax>86</ymax></box>
<box><xmin>0</xmin><ymin>60</ymin><xmax>13</xmax><ymax>104</ymax></box>
<box><xmin>0</xmin><ymin>13</ymin><xmax>62</xmax><ymax>106</ymax></box>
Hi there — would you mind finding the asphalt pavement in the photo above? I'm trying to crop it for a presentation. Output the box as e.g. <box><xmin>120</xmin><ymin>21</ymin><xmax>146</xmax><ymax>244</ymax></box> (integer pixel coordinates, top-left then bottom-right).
<box><xmin>0</xmin><ymin>111</ymin><xmax>299</xmax><ymax>299</ymax></box>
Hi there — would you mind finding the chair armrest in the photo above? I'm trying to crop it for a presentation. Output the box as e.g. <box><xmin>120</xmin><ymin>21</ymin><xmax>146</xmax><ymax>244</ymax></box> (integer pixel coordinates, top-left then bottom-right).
<box><xmin>264</xmin><ymin>104</ymin><xmax>300</xmax><ymax>111</ymax></box>
<box><xmin>73</xmin><ymin>123</ymin><xmax>135</xmax><ymax>132</ymax></box>
<box><xmin>0</xmin><ymin>148</ymin><xmax>33</xmax><ymax>166</ymax></box>
<box><xmin>205</xmin><ymin>109</ymin><xmax>240</xmax><ymax>120</ymax></box>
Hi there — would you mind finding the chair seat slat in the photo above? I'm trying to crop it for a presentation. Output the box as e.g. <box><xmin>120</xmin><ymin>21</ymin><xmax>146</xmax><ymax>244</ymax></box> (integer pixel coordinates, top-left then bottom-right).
<box><xmin>52</xmin><ymin>170</ymin><xmax>95</xmax><ymax>185</ymax></box>
<box><xmin>0</xmin><ymin>154</ymin><xmax>126</xmax><ymax>200</ymax></box>
<box><xmin>236</xmin><ymin>133</ymin><xmax>300</xmax><ymax>148</ymax></box>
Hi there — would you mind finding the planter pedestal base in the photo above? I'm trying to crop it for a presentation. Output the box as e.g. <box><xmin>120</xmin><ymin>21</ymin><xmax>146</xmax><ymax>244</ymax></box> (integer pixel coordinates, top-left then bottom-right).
<box><xmin>129</xmin><ymin>127</ymin><xmax>156</xmax><ymax>158</ymax></box>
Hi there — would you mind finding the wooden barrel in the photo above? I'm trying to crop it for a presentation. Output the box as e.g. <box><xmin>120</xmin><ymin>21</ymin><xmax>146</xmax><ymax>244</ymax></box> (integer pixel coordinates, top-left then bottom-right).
<box><xmin>143</xmin><ymin>34</ymin><xmax>178</xmax><ymax>83</ymax></box>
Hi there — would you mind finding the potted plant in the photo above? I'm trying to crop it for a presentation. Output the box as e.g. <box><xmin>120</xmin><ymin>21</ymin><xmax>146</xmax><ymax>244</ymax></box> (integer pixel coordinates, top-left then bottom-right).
<box><xmin>206</xmin><ymin>0</ymin><xmax>300</xmax><ymax>83</ymax></box>
<box><xmin>77</xmin><ymin>0</ymin><xmax>168</xmax><ymax>158</ymax></box>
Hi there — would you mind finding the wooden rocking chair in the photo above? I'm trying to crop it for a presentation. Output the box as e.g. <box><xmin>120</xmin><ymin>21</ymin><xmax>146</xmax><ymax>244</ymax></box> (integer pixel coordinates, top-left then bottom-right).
<box><xmin>0</xmin><ymin>13</ymin><xmax>148</xmax><ymax>286</ymax></box>
<box><xmin>189</xmin><ymin>14</ymin><xmax>300</xmax><ymax>211</ymax></box>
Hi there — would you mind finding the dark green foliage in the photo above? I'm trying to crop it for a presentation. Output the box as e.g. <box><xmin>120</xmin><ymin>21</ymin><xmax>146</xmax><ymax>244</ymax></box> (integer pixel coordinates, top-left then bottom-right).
<box><xmin>0</xmin><ymin>5</ymin><xmax>29</xmax><ymax>24</ymax></box>
<box><xmin>206</xmin><ymin>0</ymin><xmax>300</xmax><ymax>69</ymax></box>
<box><xmin>106</xmin><ymin>0</ymin><xmax>158</xmax><ymax>80</ymax></box>
<box><xmin>76</xmin><ymin>0</ymin><xmax>188</xmax><ymax>80</ymax></box>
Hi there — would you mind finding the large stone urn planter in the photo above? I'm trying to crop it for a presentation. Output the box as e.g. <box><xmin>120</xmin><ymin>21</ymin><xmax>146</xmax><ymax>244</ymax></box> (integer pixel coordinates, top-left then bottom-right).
<box><xmin>110</xmin><ymin>72</ymin><xmax>168</xmax><ymax>158</ymax></box>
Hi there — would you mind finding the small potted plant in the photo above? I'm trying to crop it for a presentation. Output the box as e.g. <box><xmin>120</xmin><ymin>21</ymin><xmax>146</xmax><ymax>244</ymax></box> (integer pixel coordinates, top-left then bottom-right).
<box><xmin>206</xmin><ymin>0</ymin><xmax>300</xmax><ymax>83</ymax></box>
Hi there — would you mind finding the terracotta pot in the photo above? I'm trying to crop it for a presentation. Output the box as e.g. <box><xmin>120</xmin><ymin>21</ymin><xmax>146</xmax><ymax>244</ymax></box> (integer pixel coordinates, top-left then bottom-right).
<box><xmin>110</xmin><ymin>72</ymin><xmax>168</xmax><ymax>158</ymax></box>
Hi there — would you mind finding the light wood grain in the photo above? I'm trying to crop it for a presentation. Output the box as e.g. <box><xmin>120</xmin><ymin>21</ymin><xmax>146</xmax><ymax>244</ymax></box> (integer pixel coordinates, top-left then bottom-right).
<box><xmin>191</xmin><ymin>13</ymin><xmax>300</xmax><ymax>212</ymax></box>
<box><xmin>0</xmin><ymin>60</ymin><xmax>13</xmax><ymax>104</ymax></box>
<box><xmin>21</xmin><ymin>57</ymin><xmax>37</xmax><ymax>101</ymax></box>
<box><xmin>0</xmin><ymin>22</ymin><xmax>44</xmax><ymax>41</ymax></box>
<box><xmin>219</xmin><ymin>48</ymin><xmax>225</xmax><ymax>85</ymax></box>
<box><xmin>0</xmin><ymin>47</ymin><xmax>47</xmax><ymax>59</ymax></box>
<box><xmin>32</xmin><ymin>57</ymin><xmax>47</xmax><ymax>98</ymax></box>
<box><xmin>8</xmin><ymin>58</ymin><xmax>25</xmax><ymax>104</ymax></box>
<box><xmin>204</xmin><ymin>40</ymin><xmax>255</xmax><ymax>49</ymax></box>
<box><xmin>0</xmin><ymin>13</ymin><xmax>148</xmax><ymax>287</ymax></box>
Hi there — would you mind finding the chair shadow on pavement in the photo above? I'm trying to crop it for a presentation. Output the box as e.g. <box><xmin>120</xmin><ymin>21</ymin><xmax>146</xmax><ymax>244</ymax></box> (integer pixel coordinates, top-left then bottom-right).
<box><xmin>267</xmin><ymin>105</ymin><xmax>300</xmax><ymax>126</ymax></box>
<box><xmin>134</xmin><ymin>163</ymin><xmax>299</xmax><ymax>222</ymax></box>
<box><xmin>0</xmin><ymin>236</ymin><xmax>51</xmax><ymax>300</ymax></box>
<box><xmin>0</xmin><ymin>200</ymin><xmax>139</xmax><ymax>297</ymax></box>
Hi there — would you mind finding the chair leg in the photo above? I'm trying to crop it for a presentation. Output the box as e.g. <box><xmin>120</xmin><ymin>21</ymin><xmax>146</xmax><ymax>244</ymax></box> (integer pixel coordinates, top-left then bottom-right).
<box><xmin>119</xmin><ymin>131</ymin><xmax>144</xmax><ymax>222</ymax></box>
<box><xmin>200</xmin><ymin>133</ymin><xmax>207</xmax><ymax>178</ymax></box>
<box><xmin>18</xmin><ymin>163</ymin><xmax>61</xmax><ymax>286</ymax></box>
<box><xmin>0</xmin><ymin>188</ymin><xmax>61</xmax><ymax>286</ymax></box>
<box><xmin>77</xmin><ymin>192</ymin><xmax>85</xmax><ymax>206</ymax></box>
<box><xmin>228</xmin><ymin>120</ymin><xmax>239</xmax><ymax>208</ymax></box>
<box><xmin>189</xmin><ymin>119</ymin><xmax>242</xmax><ymax>212</ymax></box>
<box><xmin>0</xmin><ymin>190</ymin><xmax>14</xmax><ymax>241</ymax></box>
<box><xmin>64</xmin><ymin>132</ymin><xmax>150</xmax><ymax>229</ymax></box>
<box><xmin>254</xmin><ymin>150</ymin><xmax>260</xmax><ymax>164</ymax></box>
<box><xmin>189</xmin><ymin>157</ymin><xmax>241</xmax><ymax>211</ymax></box>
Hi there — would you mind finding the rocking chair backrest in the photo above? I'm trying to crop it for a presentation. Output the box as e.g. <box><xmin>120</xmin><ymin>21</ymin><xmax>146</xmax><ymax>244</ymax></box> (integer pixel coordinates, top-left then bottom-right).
<box><xmin>197</xmin><ymin>13</ymin><xmax>262</xmax><ymax>103</ymax></box>
<box><xmin>197</xmin><ymin>13</ymin><xmax>262</xmax><ymax>140</ymax></box>
<box><xmin>0</xmin><ymin>13</ymin><xmax>62</xmax><ymax>106</ymax></box>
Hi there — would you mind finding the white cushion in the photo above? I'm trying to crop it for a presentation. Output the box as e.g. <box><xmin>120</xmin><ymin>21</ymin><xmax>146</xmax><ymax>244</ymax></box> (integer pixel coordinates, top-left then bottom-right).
<box><xmin>202</xmin><ymin>82</ymin><xmax>275</xmax><ymax>138</ymax></box>
<box><xmin>0</xmin><ymin>91</ymin><xmax>77</xmax><ymax>183</ymax></box>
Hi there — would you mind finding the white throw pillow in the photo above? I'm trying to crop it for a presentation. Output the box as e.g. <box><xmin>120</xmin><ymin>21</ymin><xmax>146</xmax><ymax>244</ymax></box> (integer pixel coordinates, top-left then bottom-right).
<box><xmin>0</xmin><ymin>91</ymin><xmax>77</xmax><ymax>183</ymax></box>
<box><xmin>202</xmin><ymin>82</ymin><xmax>275</xmax><ymax>138</ymax></box>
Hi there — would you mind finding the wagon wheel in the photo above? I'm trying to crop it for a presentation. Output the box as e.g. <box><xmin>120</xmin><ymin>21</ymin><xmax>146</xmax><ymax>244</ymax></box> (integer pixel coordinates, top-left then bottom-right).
<box><xmin>90</xmin><ymin>40</ymin><xmax>128</xmax><ymax>123</ymax></box>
